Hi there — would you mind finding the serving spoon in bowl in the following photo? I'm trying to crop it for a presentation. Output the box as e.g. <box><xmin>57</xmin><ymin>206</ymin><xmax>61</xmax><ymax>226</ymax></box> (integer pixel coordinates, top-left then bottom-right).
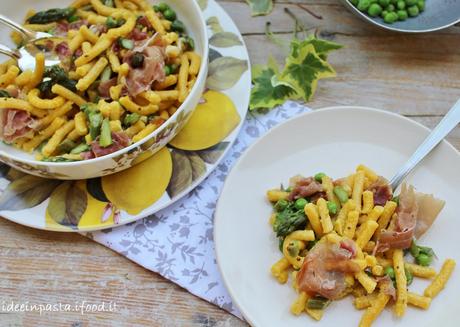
<box><xmin>0</xmin><ymin>14</ymin><xmax>60</xmax><ymax>71</ymax></box>
<box><xmin>389</xmin><ymin>99</ymin><xmax>460</xmax><ymax>190</ymax></box>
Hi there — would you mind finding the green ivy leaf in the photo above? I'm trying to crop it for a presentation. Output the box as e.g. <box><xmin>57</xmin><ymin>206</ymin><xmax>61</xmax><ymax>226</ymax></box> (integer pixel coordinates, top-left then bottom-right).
<box><xmin>246</xmin><ymin>0</ymin><xmax>273</xmax><ymax>16</ymax></box>
<box><xmin>279</xmin><ymin>44</ymin><xmax>336</xmax><ymax>102</ymax></box>
<box><xmin>290</xmin><ymin>36</ymin><xmax>343</xmax><ymax>60</ymax></box>
<box><xmin>250</xmin><ymin>57</ymin><xmax>297</xmax><ymax>110</ymax></box>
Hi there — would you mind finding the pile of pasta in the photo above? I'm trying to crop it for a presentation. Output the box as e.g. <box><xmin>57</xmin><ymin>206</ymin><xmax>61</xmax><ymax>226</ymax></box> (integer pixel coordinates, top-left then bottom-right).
<box><xmin>0</xmin><ymin>0</ymin><xmax>201</xmax><ymax>162</ymax></box>
<box><xmin>267</xmin><ymin>165</ymin><xmax>455</xmax><ymax>327</ymax></box>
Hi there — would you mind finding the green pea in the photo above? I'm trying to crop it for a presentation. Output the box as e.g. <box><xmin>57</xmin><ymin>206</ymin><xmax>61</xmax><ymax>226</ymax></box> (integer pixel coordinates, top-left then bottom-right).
<box><xmin>357</xmin><ymin>0</ymin><xmax>371</xmax><ymax>11</ymax></box>
<box><xmin>171</xmin><ymin>20</ymin><xmax>186</xmax><ymax>32</ymax></box>
<box><xmin>327</xmin><ymin>201</ymin><xmax>338</xmax><ymax>215</ymax></box>
<box><xmin>333</xmin><ymin>186</ymin><xmax>349</xmax><ymax>204</ymax></box>
<box><xmin>368</xmin><ymin>3</ymin><xmax>383</xmax><ymax>17</ymax></box>
<box><xmin>410</xmin><ymin>240</ymin><xmax>420</xmax><ymax>257</ymax></box>
<box><xmin>274</xmin><ymin>199</ymin><xmax>289</xmax><ymax>212</ymax></box>
<box><xmin>384</xmin><ymin>11</ymin><xmax>398</xmax><ymax>23</ymax></box>
<box><xmin>416</xmin><ymin>253</ymin><xmax>432</xmax><ymax>266</ymax></box>
<box><xmin>163</xmin><ymin>8</ymin><xmax>176</xmax><ymax>21</ymax></box>
<box><xmin>397</xmin><ymin>0</ymin><xmax>405</xmax><ymax>9</ymax></box>
<box><xmin>379</xmin><ymin>0</ymin><xmax>390</xmax><ymax>6</ymax></box>
<box><xmin>397</xmin><ymin>10</ymin><xmax>408</xmax><ymax>20</ymax></box>
<box><xmin>350</xmin><ymin>0</ymin><xmax>359</xmax><ymax>5</ymax></box>
<box><xmin>405</xmin><ymin>267</ymin><xmax>413</xmax><ymax>286</ymax></box>
<box><xmin>381</xmin><ymin>10</ymin><xmax>389</xmax><ymax>17</ymax></box>
<box><xmin>417</xmin><ymin>0</ymin><xmax>425</xmax><ymax>11</ymax></box>
<box><xmin>405</xmin><ymin>0</ymin><xmax>417</xmax><ymax>5</ymax></box>
<box><xmin>157</xmin><ymin>2</ymin><xmax>170</xmax><ymax>12</ymax></box>
<box><xmin>287</xmin><ymin>240</ymin><xmax>300</xmax><ymax>257</ymax></box>
<box><xmin>408</xmin><ymin>5</ymin><xmax>419</xmax><ymax>16</ymax></box>
<box><xmin>390</xmin><ymin>0</ymin><xmax>398</xmax><ymax>3</ymax></box>
<box><xmin>385</xmin><ymin>266</ymin><xmax>395</xmax><ymax>279</ymax></box>
<box><xmin>164</xmin><ymin>65</ymin><xmax>172</xmax><ymax>76</ymax></box>
<box><xmin>314</xmin><ymin>172</ymin><xmax>326</xmax><ymax>183</ymax></box>
<box><xmin>387</xmin><ymin>4</ymin><xmax>395</xmax><ymax>11</ymax></box>
<box><xmin>295</xmin><ymin>198</ymin><xmax>308</xmax><ymax>210</ymax></box>
<box><xmin>153</xmin><ymin>5</ymin><xmax>161</xmax><ymax>12</ymax></box>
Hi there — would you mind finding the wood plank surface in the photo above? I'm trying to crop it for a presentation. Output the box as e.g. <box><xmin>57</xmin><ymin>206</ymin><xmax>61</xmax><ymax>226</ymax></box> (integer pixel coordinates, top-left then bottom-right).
<box><xmin>0</xmin><ymin>1</ymin><xmax>458</xmax><ymax>326</ymax></box>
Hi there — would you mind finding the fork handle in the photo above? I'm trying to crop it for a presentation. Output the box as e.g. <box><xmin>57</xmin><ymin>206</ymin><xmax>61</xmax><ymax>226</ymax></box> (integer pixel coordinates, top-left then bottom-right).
<box><xmin>390</xmin><ymin>98</ymin><xmax>460</xmax><ymax>190</ymax></box>
<box><xmin>0</xmin><ymin>44</ymin><xmax>20</xmax><ymax>60</ymax></box>
<box><xmin>0</xmin><ymin>14</ymin><xmax>36</xmax><ymax>40</ymax></box>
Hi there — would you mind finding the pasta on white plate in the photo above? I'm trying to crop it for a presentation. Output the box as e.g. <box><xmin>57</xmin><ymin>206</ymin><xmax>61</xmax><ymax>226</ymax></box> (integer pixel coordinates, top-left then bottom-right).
<box><xmin>0</xmin><ymin>0</ymin><xmax>200</xmax><ymax>162</ymax></box>
<box><xmin>267</xmin><ymin>165</ymin><xmax>455</xmax><ymax>327</ymax></box>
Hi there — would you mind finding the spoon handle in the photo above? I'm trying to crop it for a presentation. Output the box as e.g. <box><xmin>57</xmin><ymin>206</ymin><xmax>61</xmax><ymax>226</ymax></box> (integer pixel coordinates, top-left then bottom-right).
<box><xmin>0</xmin><ymin>14</ymin><xmax>36</xmax><ymax>40</ymax></box>
<box><xmin>0</xmin><ymin>44</ymin><xmax>20</xmax><ymax>60</ymax></box>
<box><xmin>390</xmin><ymin>99</ymin><xmax>460</xmax><ymax>190</ymax></box>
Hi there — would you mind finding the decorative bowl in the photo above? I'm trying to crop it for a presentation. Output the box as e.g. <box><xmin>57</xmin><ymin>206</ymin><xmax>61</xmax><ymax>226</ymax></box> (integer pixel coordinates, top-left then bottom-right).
<box><xmin>0</xmin><ymin>0</ymin><xmax>209</xmax><ymax>179</ymax></box>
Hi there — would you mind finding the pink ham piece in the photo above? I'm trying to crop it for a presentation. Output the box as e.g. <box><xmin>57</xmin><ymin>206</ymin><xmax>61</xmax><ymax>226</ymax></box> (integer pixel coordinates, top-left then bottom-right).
<box><xmin>98</xmin><ymin>78</ymin><xmax>117</xmax><ymax>99</ymax></box>
<box><xmin>377</xmin><ymin>275</ymin><xmax>396</xmax><ymax>300</ymax></box>
<box><xmin>376</xmin><ymin>184</ymin><xmax>445</xmax><ymax>252</ymax></box>
<box><xmin>124</xmin><ymin>46</ymin><xmax>166</xmax><ymax>97</ymax></box>
<box><xmin>288</xmin><ymin>176</ymin><xmax>323</xmax><ymax>201</ymax></box>
<box><xmin>90</xmin><ymin>132</ymin><xmax>130</xmax><ymax>158</ymax></box>
<box><xmin>296</xmin><ymin>239</ymin><xmax>360</xmax><ymax>300</ymax></box>
<box><xmin>0</xmin><ymin>109</ymin><xmax>37</xmax><ymax>143</ymax></box>
<box><xmin>368</xmin><ymin>177</ymin><xmax>393</xmax><ymax>206</ymax></box>
<box><xmin>376</xmin><ymin>184</ymin><xmax>417</xmax><ymax>252</ymax></box>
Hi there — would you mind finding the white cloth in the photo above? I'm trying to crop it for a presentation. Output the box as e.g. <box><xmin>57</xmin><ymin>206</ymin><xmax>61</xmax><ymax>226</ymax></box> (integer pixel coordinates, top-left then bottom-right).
<box><xmin>92</xmin><ymin>102</ymin><xmax>311</xmax><ymax>318</ymax></box>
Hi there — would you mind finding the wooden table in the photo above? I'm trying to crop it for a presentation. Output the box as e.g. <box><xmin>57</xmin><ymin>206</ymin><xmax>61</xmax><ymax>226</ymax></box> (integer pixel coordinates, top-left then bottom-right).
<box><xmin>1</xmin><ymin>1</ymin><xmax>459</xmax><ymax>326</ymax></box>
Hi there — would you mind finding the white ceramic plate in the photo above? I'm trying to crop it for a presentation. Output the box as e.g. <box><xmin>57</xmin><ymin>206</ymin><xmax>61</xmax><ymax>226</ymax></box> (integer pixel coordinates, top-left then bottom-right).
<box><xmin>215</xmin><ymin>107</ymin><xmax>460</xmax><ymax>327</ymax></box>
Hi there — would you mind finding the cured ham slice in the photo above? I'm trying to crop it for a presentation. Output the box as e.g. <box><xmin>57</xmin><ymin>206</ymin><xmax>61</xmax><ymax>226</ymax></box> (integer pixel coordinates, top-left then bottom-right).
<box><xmin>288</xmin><ymin>176</ymin><xmax>323</xmax><ymax>201</ymax></box>
<box><xmin>296</xmin><ymin>239</ymin><xmax>360</xmax><ymax>300</ymax></box>
<box><xmin>0</xmin><ymin>109</ymin><xmax>37</xmax><ymax>143</ymax></box>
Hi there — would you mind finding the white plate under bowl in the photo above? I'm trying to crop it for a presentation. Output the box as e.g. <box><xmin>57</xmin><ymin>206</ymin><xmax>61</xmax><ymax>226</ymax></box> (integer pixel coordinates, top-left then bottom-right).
<box><xmin>215</xmin><ymin>107</ymin><xmax>459</xmax><ymax>327</ymax></box>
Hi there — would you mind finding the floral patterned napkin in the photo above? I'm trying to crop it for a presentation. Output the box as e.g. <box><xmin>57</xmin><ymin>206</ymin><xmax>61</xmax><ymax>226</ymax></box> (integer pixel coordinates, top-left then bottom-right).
<box><xmin>91</xmin><ymin>102</ymin><xmax>311</xmax><ymax>318</ymax></box>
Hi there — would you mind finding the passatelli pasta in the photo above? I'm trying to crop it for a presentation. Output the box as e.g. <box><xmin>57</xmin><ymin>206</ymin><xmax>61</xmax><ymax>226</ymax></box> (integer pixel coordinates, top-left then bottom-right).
<box><xmin>267</xmin><ymin>165</ymin><xmax>455</xmax><ymax>327</ymax></box>
<box><xmin>0</xmin><ymin>0</ymin><xmax>200</xmax><ymax>162</ymax></box>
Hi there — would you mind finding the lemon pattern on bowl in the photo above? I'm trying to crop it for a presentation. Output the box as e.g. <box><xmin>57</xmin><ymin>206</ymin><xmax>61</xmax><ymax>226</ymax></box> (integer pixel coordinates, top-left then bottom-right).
<box><xmin>0</xmin><ymin>0</ymin><xmax>250</xmax><ymax>231</ymax></box>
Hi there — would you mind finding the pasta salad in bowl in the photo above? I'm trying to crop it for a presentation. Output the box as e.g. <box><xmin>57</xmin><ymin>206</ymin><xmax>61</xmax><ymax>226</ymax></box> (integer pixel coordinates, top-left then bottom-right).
<box><xmin>267</xmin><ymin>165</ymin><xmax>455</xmax><ymax>327</ymax></box>
<box><xmin>0</xmin><ymin>0</ymin><xmax>208</xmax><ymax>179</ymax></box>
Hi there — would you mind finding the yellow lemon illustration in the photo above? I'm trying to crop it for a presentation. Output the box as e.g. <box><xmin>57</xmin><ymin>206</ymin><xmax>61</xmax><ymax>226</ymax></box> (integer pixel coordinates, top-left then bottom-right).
<box><xmin>78</xmin><ymin>182</ymin><xmax>114</xmax><ymax>229</ymax></box>
<box><xmin>132</xmin><ymin>150</ymin><xmax>154</xmax><ymax>166</ymax></box>
<box><xmin>169</xmin><ymin>91</ymin><xmax>241</xmax><ymax>151</ymax></box>
<box><xmin>102</xmin><ymin>147</ymin><xmax>173</xmax><ymax>215</ymax></box>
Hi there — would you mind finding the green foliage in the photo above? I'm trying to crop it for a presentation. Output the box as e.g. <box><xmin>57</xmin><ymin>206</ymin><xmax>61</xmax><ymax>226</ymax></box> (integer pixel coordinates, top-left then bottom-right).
<box><xmin>250</xmin><ymin>37</ymin><xmax>342</xmax><ymax>110</ymax></box>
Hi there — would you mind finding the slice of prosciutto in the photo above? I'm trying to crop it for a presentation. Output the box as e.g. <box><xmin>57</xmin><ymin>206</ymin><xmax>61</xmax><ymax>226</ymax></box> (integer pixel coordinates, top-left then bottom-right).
<box><xmin>296</xmin><ymin>239</ymin><xmax>360</xmax><ymax>300</ymax></box>
<box><xmin>368</xmin><ymin>177</ymin><xmax>393</xmax><ymax>206</ymax></box>
<box><xmin>376</xmin><ymin>184</ymin><xmax>445</xmax><ymax>252</ymax></box>
<box><xmin>90</xmin><ymin>132</ymin><xmax>130</xmax><ymax>158</ymax></box>
<box><xmin>376</xmin><ymin>184</ymin><xmax>417</xmax><ymax>252</ymax></box>
<box><xmin>414</xmin><ymin>192</ymin><xmax>445</xmax><ymax>239</ymax></box>
<box><xmin>0</xmin><ymin>109</ymin><xmax>37</xmax><ymax>143</ymax></box>
<box><xmin>124</xmin><ymin>45</ymin><xmax>165</xmax><ymax>97</ymax></box>
<box><xmin>288</xmin><ymin>176</ymin><xmax>323</xmax><ymax>201</ymax></box>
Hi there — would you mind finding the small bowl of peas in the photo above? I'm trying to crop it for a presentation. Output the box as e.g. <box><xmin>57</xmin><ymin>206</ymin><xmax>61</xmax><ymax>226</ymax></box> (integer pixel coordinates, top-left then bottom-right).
<box><xmin>341</xmin><ymin>0</ymin><xmax>460</xmax><ymax>33</ymax></box>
